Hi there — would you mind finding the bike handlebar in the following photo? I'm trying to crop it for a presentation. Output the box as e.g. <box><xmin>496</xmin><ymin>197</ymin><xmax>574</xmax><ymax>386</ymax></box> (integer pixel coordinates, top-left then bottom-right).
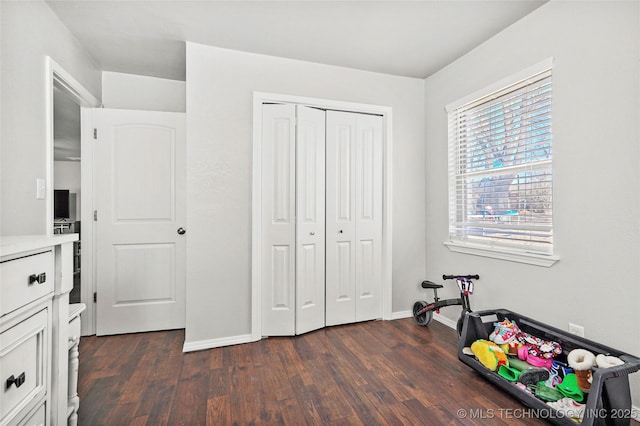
<box><xmin>443</xmin><ymin>274</ymin><xmax>479</xmax><ymax>280</ymax></box>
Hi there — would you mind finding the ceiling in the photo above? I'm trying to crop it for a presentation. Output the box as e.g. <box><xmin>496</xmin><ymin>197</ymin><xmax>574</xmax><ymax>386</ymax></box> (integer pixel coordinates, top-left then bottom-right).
<box><xmin>46</xmin><ymin>0</ymin><xmax>548</xmax><ymax>82</ymax></box>
<box><xmin>48</xmin><ymin>0</ymin><xmax>547</xmax><ymax>161</ymax></box>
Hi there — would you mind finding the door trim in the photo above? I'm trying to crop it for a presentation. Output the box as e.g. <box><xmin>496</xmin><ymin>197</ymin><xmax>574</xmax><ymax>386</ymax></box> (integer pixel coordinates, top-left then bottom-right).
<box><xmin>45</xmin><ymin>57</ymin><xmax>101</xmax><ymax>336</ymax></box>
<box><xmin>251</xmin><ymin>92</ymin><xmax>393</xmax><ymax>341</ymax></box>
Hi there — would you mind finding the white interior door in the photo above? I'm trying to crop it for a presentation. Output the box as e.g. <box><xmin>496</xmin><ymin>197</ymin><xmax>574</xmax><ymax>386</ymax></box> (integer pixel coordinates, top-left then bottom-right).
<box><xmin>261</xmin><ymin>104</ymin><xmax>297</xmax><ymax>336</ymax></box>
<box><xmin>95</xmin><ymin>108</ymin><xmax>186</xmax><ymax>336</ymax></box>
<box><xmin>326</xmin><ymin>111</ymin><xmax>383</xmax><ymax>326</ymax></box>
<box><xmin>295</xmin><ymin>105</ymin><xmax>325</xmax><ymax>335</ymax></box>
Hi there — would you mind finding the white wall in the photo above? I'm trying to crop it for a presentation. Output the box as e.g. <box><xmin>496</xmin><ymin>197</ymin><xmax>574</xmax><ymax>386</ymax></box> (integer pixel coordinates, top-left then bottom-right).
<box><xmin>425</xmin><ymin>0</ymin><xmax>640</xmax><ymax>405</ymax></box>
<box><xmin>0</xmin><ymin>1</ymin><xmax>101</xmax><ymax>235</ymax></box>
<box><xmin>185</xmin><ymin>43</ymin><xmax>426</xmax><ymax>345</ymax></box>
<box><xmin>102</xmin><ymin>71</ymin><xmax>186</xmax><ymax>112</ymax></box>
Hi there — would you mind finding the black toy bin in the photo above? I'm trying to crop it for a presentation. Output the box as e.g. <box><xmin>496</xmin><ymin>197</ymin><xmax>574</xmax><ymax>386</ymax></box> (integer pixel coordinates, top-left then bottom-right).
<box><xmin>458</xmin><ymin>309</ymin><xmax>640</xmax><ymax>426</ymax></box>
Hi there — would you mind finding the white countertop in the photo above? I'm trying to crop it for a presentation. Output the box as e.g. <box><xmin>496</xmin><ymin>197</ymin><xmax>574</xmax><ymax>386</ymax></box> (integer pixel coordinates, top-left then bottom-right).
<box><xmin>69</xmin><ymin>303</ymin><xmax>87</xmax><ymax>320</ymax></box>
<box><xmin>0</xmin><ymin>234</ymin><xmax>79</xmax><ymax>258</ymax></box>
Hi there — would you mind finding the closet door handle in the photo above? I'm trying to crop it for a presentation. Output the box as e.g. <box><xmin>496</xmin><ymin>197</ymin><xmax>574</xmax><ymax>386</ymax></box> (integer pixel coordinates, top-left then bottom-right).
<box><xmin>339</xmin><ymin>230</ymin><xmax>343</xmax><ymax>234</ymax></box>
<box><xmin>310</xmin><ymin>232</ymin><xmax>315</xmax><ymax>236</ymax></box>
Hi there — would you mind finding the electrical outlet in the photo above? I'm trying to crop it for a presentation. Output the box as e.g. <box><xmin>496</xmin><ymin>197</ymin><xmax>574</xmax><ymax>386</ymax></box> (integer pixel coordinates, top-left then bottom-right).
<box><xmin>568</xmin><ymin>323</ymin><xmax>585</xmax><ymax>337</ymax></box>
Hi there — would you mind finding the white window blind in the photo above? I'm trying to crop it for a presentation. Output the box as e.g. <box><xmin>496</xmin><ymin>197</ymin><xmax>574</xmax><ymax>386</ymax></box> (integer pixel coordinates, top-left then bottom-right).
<box><xmin>447</xmin><ymin>67</ymin><xmax>553</xmax><ymax>256</ymax></box>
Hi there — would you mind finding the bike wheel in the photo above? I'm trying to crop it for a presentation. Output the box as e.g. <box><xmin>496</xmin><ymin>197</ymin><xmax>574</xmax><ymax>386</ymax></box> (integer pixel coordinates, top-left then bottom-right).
<box><xmin>413</xmin><ymin>301</ymin><xmax>433</xmax><ymax>326</ymax></box>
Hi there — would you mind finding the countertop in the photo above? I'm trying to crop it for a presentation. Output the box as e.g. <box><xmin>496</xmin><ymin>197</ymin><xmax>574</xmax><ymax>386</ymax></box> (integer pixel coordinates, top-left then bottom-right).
<box><xmin>0</xmin><ymin>234</ymin><xmax>79</xmax><ymax>258</ymax></box>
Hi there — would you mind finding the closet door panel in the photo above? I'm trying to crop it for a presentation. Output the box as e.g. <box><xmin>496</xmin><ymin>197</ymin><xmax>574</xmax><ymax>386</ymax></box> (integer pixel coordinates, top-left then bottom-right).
<box><xmin>355</xmin><ymin>114</ymin><xmax>383</xmax><ymax>322</ymax></box>
<box><xmin>326</xmin><ymin>111</ymin><xmax>357</xmax><ymax>326</ymax></box>
<box><xmin>262</xmin><ymin>104</ymin><xmax>296</xmax><ymax>336</ymax></box>
<box><xmin>295</xmin><ymin>105</ymin><xmax>326</xmax><ymax>335</ymax></box>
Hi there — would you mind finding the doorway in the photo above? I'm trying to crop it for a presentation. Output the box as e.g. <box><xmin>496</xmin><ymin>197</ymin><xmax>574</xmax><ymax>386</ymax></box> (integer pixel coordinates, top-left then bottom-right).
<box><xmin>46</xmin><ymin>57</ymin><xmax>101</xmax><ymax>335</ymax></box>
<box><xmin>53</xmin><ymin>83</ymin><xmax>82</xmax><ymax>303</ymax></box>
<box><xmin>251</xmin><ymin>92</ymin><xmax>393</xmax><ymax>341</ymax></box>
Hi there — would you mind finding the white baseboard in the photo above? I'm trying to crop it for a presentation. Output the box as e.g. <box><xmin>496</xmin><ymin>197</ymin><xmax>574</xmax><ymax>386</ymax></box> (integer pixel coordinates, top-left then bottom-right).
<box><xmin>391</xmin><ymin>310</ymin><xmax>412</xmax><ymax>320</ymax></box>
<box><xmin>433</xmin><ymin>312</ymin><xmax>457</xmax><ymax>329</ymax></box>
<box><xmin>390</xmin><ymin>310</ymin><xmax>458</xmax><ymax>331</ymax></box>
<box><xmin>182</xmin><ymin>333</ymin><xmax>254</xmax><ymax>352</ymax></box>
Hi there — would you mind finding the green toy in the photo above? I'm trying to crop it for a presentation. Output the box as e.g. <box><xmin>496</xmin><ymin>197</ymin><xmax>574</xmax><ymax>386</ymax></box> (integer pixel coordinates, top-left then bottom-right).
<box><xmin>556</xmin><ymin>373</ymin><xmax>584</xmax><ymax>402</ymax></box>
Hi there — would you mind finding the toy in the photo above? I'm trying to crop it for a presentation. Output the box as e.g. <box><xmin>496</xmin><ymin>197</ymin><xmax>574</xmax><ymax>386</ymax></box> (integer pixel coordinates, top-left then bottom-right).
<box><xmin>471</xmin><ymin>339</ymin><xmax>507</xmax><ymax>371</ymax></box>
<box><xmin>489</xmin><ymin>318</ymin><xmax>561</xmax><ymax>364</ymax></box>
<box><xmin>497</xmin><ymin>357</ymin><xmax>549</xmax><ymax>384</ymax></box>
<box><xmin>555</xmin><ymin>373</ymin><xmax>584</xmax><ymax>403</ymax></box>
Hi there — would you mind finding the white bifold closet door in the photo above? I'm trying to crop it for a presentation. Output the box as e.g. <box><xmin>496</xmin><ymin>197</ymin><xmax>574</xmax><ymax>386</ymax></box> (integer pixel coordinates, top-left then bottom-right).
<box><xmin>261</xmin><ymin>104</ymin><xmax>382</xmax><ymax>336</ymax></box>
<box><xmin>325</xmin><ymin>111</ymin><xmax>383</xmax><ymax>326</ymax></box>
<box><xmin>261</xmin><ymin>104</ymin><xmax>326</xmax><ymax>336</ymax></box>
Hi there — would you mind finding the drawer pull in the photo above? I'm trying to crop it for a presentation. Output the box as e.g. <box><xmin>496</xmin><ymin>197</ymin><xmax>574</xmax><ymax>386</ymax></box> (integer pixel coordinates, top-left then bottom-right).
<box><xmin>28</xmin><ymin>272</ymin><xmax>47</xmax><ymax>284</ymax></box>
<box><xmin>6</xmin><ymin>372</ymin><xmax>26</xmax><ymax>389</ymax></box>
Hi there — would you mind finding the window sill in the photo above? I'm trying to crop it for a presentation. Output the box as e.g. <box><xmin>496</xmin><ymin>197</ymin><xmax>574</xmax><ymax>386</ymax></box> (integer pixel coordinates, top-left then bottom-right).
<box><xmin>444</xmin><ymin>241</ymin><xmax>559</xmax><ymax>267</ymax></box>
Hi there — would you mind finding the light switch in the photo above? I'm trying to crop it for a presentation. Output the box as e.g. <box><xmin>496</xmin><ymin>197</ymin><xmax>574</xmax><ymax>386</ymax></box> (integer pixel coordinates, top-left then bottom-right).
<box><xmin>36</xmin><ymin>178</ymin><xmax>46</xmax><ymax>199</ymax></box>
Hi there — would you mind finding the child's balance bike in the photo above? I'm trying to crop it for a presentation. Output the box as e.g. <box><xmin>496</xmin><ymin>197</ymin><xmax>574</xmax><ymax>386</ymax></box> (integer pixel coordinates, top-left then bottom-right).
<box><xmin>412</xmin><ymin>274</ymin><xmax>479</xmax><ymax>337</ymax></box>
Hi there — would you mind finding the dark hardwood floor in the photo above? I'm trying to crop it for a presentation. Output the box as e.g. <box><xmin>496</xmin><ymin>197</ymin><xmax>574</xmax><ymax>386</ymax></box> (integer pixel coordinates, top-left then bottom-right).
<box><xmin>78</xmin><ymin>318</ymin><xmax>547</xmax><ymax>425</ymax></box>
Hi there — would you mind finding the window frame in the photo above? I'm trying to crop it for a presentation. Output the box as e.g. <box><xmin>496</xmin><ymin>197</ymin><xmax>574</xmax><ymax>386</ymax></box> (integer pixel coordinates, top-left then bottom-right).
<box><xmin>444</xmin><ymin>58</ymin><xmax>559</xmax><ymax>267</ymax></box>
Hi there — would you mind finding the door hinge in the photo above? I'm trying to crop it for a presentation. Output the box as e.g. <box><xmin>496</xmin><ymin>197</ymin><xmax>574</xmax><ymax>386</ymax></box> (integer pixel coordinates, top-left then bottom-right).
<box><xmin>93</xmin><ymin>128</ymin><xmax>97</xmax><ymax>140</ymax></box>
<box><xmin>93</xmin><ymin>210</ymin><xmax>97</xmax><ymax>221</ymax></box>
<box><xmin>93</xmin><ymin>292</ymin><xmax>97</xmax><ymax>303</ymax></box>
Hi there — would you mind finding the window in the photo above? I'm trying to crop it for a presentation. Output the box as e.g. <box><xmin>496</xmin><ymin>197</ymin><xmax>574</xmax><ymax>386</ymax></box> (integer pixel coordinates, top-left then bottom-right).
<box><xmin>445</xmin><ymin>60</ymin><xmax>556</xmax><ymax>266</ymax></box>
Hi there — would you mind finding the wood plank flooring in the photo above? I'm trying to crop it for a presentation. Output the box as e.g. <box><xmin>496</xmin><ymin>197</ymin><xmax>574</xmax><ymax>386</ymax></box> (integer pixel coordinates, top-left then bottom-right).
<box><xmin>78</xmin><ymin>318</ymin><xmax>547</xmax><ymax>425</ymax></box>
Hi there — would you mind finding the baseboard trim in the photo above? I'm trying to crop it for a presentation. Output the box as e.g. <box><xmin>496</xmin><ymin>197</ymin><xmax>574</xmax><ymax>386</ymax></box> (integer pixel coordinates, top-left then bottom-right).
<box><xmin>391</xmin><ymin>310</ymin><xmax>458</xmax><ymax>331</ymax></box>
<box><xmin>182</xmin><ymin>333</ymin><xmax>254</xmax><ymax>353</ymax></box>
<box><xmin>391</xmin><ymin>310</ymin><xmax>412</xmax><ymax>320</ymax></box>
<box><xmin>433</xmin><ymin>313</ymin><xmax>457</xmax><ymax>329</ymax></box>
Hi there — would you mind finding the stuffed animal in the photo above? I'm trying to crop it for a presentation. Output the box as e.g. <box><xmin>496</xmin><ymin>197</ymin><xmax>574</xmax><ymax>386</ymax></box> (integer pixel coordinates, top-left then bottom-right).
<box><xmin>471</xmin><ymin>339</ymin><xmax>508</xmax><ymax>371</ymax></box>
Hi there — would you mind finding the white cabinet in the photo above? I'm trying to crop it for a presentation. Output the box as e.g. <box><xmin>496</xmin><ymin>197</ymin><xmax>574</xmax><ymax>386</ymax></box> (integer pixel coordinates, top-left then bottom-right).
<box><xmin>1</xmin><ymin>235</ymin><xmax>78</xmax><ymax>426</ymax></box>
<box><xmin>66</xmin><ymin>304</ymin><xmax>85</xmax><ymax>426</ymax></box>
<box><xmin>1</xmin><ymin>249</ymin><xmax>53</xmax><ymax>426</ymax></box>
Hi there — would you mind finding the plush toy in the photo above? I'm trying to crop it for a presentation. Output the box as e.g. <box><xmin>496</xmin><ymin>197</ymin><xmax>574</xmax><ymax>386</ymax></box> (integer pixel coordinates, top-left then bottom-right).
<box><xmin>471</xmin><ymin>339</ymin><xmax>508</xmax><ymax>371</ymax></box>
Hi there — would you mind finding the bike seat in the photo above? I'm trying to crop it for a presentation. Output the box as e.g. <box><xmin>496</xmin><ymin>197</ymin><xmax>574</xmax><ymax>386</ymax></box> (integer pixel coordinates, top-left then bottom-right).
<box><xmin>421</xmin><ymin>280</ymin><xmax>443</xmax><ymax>289</ymax></box>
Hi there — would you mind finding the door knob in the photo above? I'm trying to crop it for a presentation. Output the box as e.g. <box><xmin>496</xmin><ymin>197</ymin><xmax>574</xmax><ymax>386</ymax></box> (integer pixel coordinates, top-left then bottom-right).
<box><xmin>339</xmin><ymin>230</ymin><xmax>343</xmax><ymax>234</ymax></box>
<box><xmin>177</xmin><ymin>227</ymin><xmax>186</xmax><ymax>235</ymax></box>
<box><xmin>310</xmin><ymin>232</ymin><xmax>315</xmax><ymax>236</ymax></box>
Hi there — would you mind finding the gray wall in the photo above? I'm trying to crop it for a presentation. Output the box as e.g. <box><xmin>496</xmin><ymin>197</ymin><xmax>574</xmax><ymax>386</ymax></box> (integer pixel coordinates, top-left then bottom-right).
<box><xmin>424</xmin><ymin>0</ymin><xmax>640</xmax><ymax>405</ymax></box>
<box><xmin>185</xmin><ymin>43</ymin><xmax>426</xmax><ymax>345</ymax></box>
<box><xmin>102</xmin><ymin>71</ymin><xmax>186</xmax><ymax>112</ymax></box>
<box><xmin>0</xmin><ymin>1</ymin><xmax>101</xmax><ymax>235</ymax></box>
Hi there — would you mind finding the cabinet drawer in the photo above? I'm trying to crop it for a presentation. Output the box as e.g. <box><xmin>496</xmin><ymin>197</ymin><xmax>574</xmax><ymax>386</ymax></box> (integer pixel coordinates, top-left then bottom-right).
<box><xmin>0</xmin><ymin>309</ymin><xmax>48</xmax><ymax>424</ymax></box>
<box><xmin>1</xmin><ymin>252</ymin><xmax>53</xmax><ymax>315</ymax></box>
<box><xmin>7</xmin><ymin>401</ymin><xmax>45</xmax><ymax>426</ymax></box>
